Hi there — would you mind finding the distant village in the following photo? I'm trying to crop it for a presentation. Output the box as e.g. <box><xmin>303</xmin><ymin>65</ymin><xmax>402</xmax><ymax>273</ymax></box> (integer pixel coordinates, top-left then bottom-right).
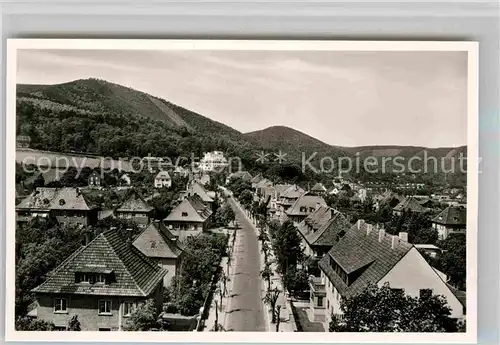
<box><xmin>15</xmin><ymin>148</ymin><xmax>467</xmax><ymax>332</ymax></box>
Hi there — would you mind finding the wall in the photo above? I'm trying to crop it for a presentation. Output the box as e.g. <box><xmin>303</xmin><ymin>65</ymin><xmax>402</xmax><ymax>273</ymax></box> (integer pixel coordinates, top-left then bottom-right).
<box><xmin>157</xmin><ymin>257</ymin><xmax>179</xmax><ymax>287</ymax></box>
<box><xmin>322</xmin><ymin>270</ymin><xmax>342</xmax><ymax>325</ymax></box>
<box><xmin>379</xmin><ymin>247</ymin><xmax>464</xmax><ymax>319</ymax></box>
<box><xmin>36</xmin><ymin>294</ymin><xmax>146</xmax><ymax>331</ymax></box>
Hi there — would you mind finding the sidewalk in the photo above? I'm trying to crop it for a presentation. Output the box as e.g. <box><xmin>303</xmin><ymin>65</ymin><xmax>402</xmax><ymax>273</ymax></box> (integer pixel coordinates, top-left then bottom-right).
<box><xmin>203</xmin><ymin>228</ymin><xmax>237</xmax><ymax>332</ymax></box>
<box><xmin>234</xmin><ymin>199</ymin><xmax>296</xmax><ymax>332</ymax></box>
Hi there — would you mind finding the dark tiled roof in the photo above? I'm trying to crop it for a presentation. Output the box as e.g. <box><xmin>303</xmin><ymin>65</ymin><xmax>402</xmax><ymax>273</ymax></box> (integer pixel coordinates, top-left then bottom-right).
<box><xmin>432</xmin><ymin>206</ymin><xmax>466</xmax><ymax>226</ymax></box>
<box><xmin>133</xmin><ymin>222</ymin><xmax>184</xmax><ymax>259</ymax></box>
<box><xmin>32</xmin><ymin>230</ymin><xmax>167</xmax><ymax>297</ymax></box>
<box><xmin>286</xmin><ymin>194</ymin><xmax>326</xmax><ymax>216</ymax></box>
<box><xmin>116</xmin><ymin>192</ymin><xmax>153</xmax><ymax>213</ymax></box>
<box><xmin>309</xmin><ymin>212</ymin><xmax>352</xmax><ymax>247</ymax></box>
<box><xmin>393</xmin><ymin>196</ymin><xmax>427</xmax><ymax>213</ymax></box>
<box><xmin>319</xmin><ymin>221</ymin><xmax>412</xmax><ymax>298</ymax></box>
<box><xmin>250</xmin><ymin>174</ymin><xmax>263</xmax><ymax>184</ymax></box>
<box><xmin>311</xmin><ymin>183</ymin><xmax>327</xmax><ymax>192</ymax></box>
<box><xmin>16</xmin><ymin>187</ymin><xmax>96</xmax><ymax>211</ymax></box>
<box><xmin>164</xmin><ymin>195</ymin><xmax>212</xmax><ymax>223</ymax></box>
<box><xmin>188</xmin><ymin>182</ymin><xmax>213</xmax><ymax>203</ymax></box>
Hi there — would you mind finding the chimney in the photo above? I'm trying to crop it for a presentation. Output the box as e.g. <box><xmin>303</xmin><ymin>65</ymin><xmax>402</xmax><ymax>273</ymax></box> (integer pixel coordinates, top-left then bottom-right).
<box><xmin>366</xmin><ymin>224</ymin><xmax>373</xmax><ymax>236</ymax></box>
<box><xmin>398</xmin><ymin>232</ymin><xmax>408</xmax><ymax>242</ymax></box>
<box><xmin>391</xmin><ymin>235</ymin><xmax>399</xmax><ymax>249</ymax></box>
<box><xmin>126</xmin><ymin>228</ymin><xmax>133</xmax><ymax>245</ymax></box>
<box><xmin>357</xmin><ymin>219</ymin><xmax>365</xmax><ymax>230</ymax></box>
<box><xmin>378</xmin><ymin>228</ymin><xmax>385</xmax><ymax>242</ymax></box>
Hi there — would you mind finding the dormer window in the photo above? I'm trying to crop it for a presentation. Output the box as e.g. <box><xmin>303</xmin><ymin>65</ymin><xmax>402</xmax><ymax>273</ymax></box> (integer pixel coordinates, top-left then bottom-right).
<box><xmin>181</xmin><ymin>212</ymin><xmax>188</xmax><ymax>217</ymax></box>
<box><xmin>59</xmin><ymin>199</ymin><xmax>66</xmax><ymax>206</ymax></box>
<box><xmin>75</xmin><ymin>270</ymin><xmax>112</xmax><ymax>285</ymax></box>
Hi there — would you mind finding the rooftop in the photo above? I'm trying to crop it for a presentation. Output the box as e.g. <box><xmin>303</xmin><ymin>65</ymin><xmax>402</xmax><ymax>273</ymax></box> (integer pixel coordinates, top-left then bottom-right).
<box><xmin>432</xmin><ymin>205</ymin><xmax>466</xmax><ymax>226</ymax></box>
<box><xmin>32</xmin><ymin>230</ymin><xmax>167</xmax><ymax>297</ymax></box>
<box><xmin>319</xmin><ymin>220</ymin><xmax>413</xmax><ymax>298</ymax></box>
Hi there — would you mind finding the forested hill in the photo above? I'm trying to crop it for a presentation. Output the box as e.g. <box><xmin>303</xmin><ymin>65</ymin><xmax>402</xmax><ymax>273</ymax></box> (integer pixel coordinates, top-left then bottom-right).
<box><xmin>244</xmin><ymin>125</ymin><xmax>348</xmax><ymax>158</ymax></box>
<box><xmin>16</xmin><ymin>78</ymin><xmax>249</xmax><ymax>158</ymax></box>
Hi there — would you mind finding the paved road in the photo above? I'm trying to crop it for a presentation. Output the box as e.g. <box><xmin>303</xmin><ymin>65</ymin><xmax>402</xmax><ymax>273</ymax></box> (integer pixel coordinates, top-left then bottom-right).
<box><xmin>225</xmin><ymin>197</ymin><xmax>267</xmax><ymax>332</ymax></box>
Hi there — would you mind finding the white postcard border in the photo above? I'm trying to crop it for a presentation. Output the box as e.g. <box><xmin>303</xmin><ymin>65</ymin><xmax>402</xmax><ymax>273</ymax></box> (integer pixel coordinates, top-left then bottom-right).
<box><xmin>5</xmin><ymin>39</ymin><xmax>479</xmax><ymax>344</ymax></box>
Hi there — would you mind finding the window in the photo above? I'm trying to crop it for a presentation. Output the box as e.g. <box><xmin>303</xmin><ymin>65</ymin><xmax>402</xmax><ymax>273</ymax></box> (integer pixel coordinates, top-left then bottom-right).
<box><xmin>327</xmin><ymin>300</ymin><xmax>330</xmax><ymax>310</ymax></box>
<box><xmin>123</xmin><ymin>302</ymin><xmax>135</xmax><ymax>317</ymax></box>
<box><xmin>98</xmin><ymin>300</ymin><xmax>112</xmax><ymax>315</ymax></box>
<box><xmin>419</xmin><ymin>289</ymin><xmax>433</xmax><ymax>298</ymax></box>
<box><xmin>317</xmin><ymin>297</ymin><xmax>324</xmax><ymax>307</ymax></box>
<box><xmin>96</xmin><ymin>274</ymin><xmax>107</xmax><ymax>284</ymax></box>
<box><xmin>181</xmin><ymin>212</ymin><xmax>188</xmax><ymax>217</ymax></box>
<box><xmin>54</xmin><ymin>326</ymin><xmax>67</xmax><ymax>331</ymax></box>
<box><xmin>54</xmin><ymin>298</ymin><xmax>68</xmax><ymax>313</ymax></box>
<box><xmin>99</xmin><ymin>328</ymin><xmax>111</xmax><ymax>331</ymax></box>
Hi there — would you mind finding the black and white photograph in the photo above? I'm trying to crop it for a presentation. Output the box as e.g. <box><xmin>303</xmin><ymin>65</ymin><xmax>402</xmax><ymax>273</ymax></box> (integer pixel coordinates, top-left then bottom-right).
<box><xmin>5</xmin><ymin>39</ymin><xmax>478</xmax><ymax>343</ymax></box>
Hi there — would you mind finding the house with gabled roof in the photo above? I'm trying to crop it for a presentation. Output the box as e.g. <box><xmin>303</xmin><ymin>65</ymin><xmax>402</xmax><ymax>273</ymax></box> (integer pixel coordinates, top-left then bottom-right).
<box><xmin>88</xmin><ymin>170</ymin><xmax>101</xmax><ymax>188</ymax></box>
<box><xmin>163</xmin><ymin>195</ymin><xmax>213</xmax><ymax>242</ymax></box>
<box><xmin>285</xmin><ymin>193</ymin><xmax>327</xmax><ymax>224</ymax></box>
<box><xmin>393</xmin><ymin>196</ymin><xmax>428</xmax><ymax>215</ymax></box>
<box><xmin>296</xmin><ymin>206</ymin><xmax>351</xmax><ymax>260</ymax></box>
<box><xmin>133</xmin><ymin>221</ymin><xmax>184</xmax><ymax>287</ymax></box>
<box><xmin>180</xmin><ymin>181</ymin><xmax>214</xmax><ymax>210</ymax></box>
<box><xmin>115</xmin><ymin>192</ymin><xmax>154</xmax><ymax>227</ymax></box>
<box><xmin>432</xmin><ymin>205</ymin><xmax>467</xmax><ymax>240</ymax></box>
<box><xmin>16</xmin><ymin>187</ymin><xmax>99</xmax><ymax>226</ymax></box>
<box><xmin>310</xmin><ymin>182</ymin><xmax>327</xmax><ymax>195</ymax></box>
<box><xmin>30</xmin><ymin>230</ymin><xmax>167</xmax><ymax>331</ymax></box>
<box><xmin>250</xmin><ymin>174</ymin><xmax>264</xmax><ymax>188</ymax></box>
<box><xmin>225</xmin><ymin>171</ymin><xmax>252</xmax><ymax>185</ymax></box>
<box><xmin>275</xmin><ymin>185</ymin><xmax>305</xmax><ymax>221</ymax></box>
<box><xmin>313</xmin><ymin>220</ymin><xmax>464</xmax><ymax>329</ymax></box>
<box><xmin>154</xmin><ymin>171</ymin><xmax>172</xmax><ymax>189</ymax></box>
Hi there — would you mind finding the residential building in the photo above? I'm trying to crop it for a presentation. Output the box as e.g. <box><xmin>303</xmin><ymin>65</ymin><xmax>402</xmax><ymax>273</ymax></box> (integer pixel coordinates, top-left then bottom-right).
<box><xmin>315</xmin><ymin>220</ymin><xmax>464</xmax><ymax>330</ymax></box>
<box><xmin>30</xmin><ymin>230</ymin><xmax>167</xmax><ymax>331</ymax></box>
<box><xmin>16</xmin><ymin>187</ymin><xmax>99</xmax><ymax>226</ymax></box>
<box><xmin>172</xmin><ymin>166</ymin><xmax>189</xmax><ymax>178</ymax></box>
<box><xmin>415</xmin><ymin>244</ymin><xmax>442</xmax><ymax>258</ymax></box>
<box><xmin>16</xmin><ymin>135</ymin><xmax>31</xmax><ymax>148</ymax></box>
<box><xmin>275</xmin><ymin>185</ymin><xmax>305</xmax><ymax>221</ymax></box>
<box><xmin>393</xmin><ymin>196</ymin><xmax>428</xmax><ymax>215</ymax></box>
<box><xmin>133</xmin><ymin>221</ymin><xmax>184</xmax><ymax>287</ymax></box>
<box><xmin>296</xmin><ymin>206</ymin><xmax>351</xmax><ymax>261</ymax></box>
<box><xmin>225</xmin><ymin>171</ymin><xmax>252</xmax><ymax>184</ymax></box>
<box><xmin>115</xmin><ymin>192</ymin><xmax>154</xmax><ymax>228</ymax></box>
<box><xmin>198</xmin><ymin>151</ymin><xmax>228</xmax><ymax>172</ymax></box>
<box><xmin>88</xmin><ymin>171</ymin><xmax>101</xmax><ymax>188</ymax></box>
<box><xmin>154</xmin><ymin>171</ymin><xmax>172</xmax><ymax>189</ymax></box>
<box><xmin>197</xmin><ymin>174</ymin><xmax>211</xmax><ymax>186</ymax></box>
<box><xmin>180</xmin><ymin>181</ymin><xmax>214</xmax><ymax>209</ymax></box>
<box><xmin>431</xmin><ymin>205</ymin><xmax>467</xmax><ymax>240</ymax></box>
<box><xmin>285</xmin><ymin>193</ymin><xmax>327</xmax><ymax>224</ymax></box>
<box><xmin>310</xmin><ymin>183</ymin><xmax>327</xmax><ymax>195</ymax></box>
<box><xmin>163</xmin><ymin>195</ymin><xmax>213</xmax><ymax>242</ymax></box>
<box><xmin>255</xmin><ymin>178</ymin><xmax>273</xmax><ymax>196</ymax></box>
<box><xmin>120</xmin><ymin>173</ymin><xmax>131</xmax><ymax>186</ymax></box>
<box><xmin>250</xmin><ymin>174</ymin><xmax>264</xmax><ymax>189</ymax></box>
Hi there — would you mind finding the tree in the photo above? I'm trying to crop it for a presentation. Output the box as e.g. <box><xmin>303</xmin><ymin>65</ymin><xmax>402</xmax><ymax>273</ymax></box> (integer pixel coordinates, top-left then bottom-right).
<box><xmin>16</xmin><ymin>316</ymin><xmax>55</xmax><ymax>331</ymax></box>
<box><xmin>239</xmin><ymin>190</ymin><xmax>253</xmax><ymax>208</ymax></box>
<box><xmin>124</xmin><ymin>300</ymin><xmax>159</xmax><ymax>331</ymax></box>
<box><xmin>261</xmin><ymin>262</ymin><xmax>273</xmax><ymax>291</ymax></box>
<box><xmin>329</xmin><ymin>283</ymin><xmax>460</xmax><ymax>332</ymax></box>
<box><xmin>214</xmin><ymin>202</ymin><xmax>236</xmax><ymax>228</ymax></box>
<box><xmin>263</xmin><ymin>287</ymin><xmax>281</xmax><ymax>323</ymax></box>
<box><xmin>68</xmin><ymin>315</ymin><xmax>81</xmax><ymax>331</ymax></box>
<box><xmin>435</xmin><ymin>233</ymin><xmax>466</xmax><ymax>290</ymax></box>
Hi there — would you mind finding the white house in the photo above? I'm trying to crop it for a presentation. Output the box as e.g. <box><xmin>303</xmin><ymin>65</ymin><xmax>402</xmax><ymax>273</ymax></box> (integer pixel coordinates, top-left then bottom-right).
<box><xmin>198</xmin><ymin>151</ymin><xmax>228</xmax><ymax>172</ymax></box>
<box><xmin>154</xmin><ymin>171</ymin><xmax>172</xmax><ymax>188</ymax></box>
<box><xmin>431</xmin><ymin>205</ymin><xmax>466</xmax><ymax>240</ymax></box>
<box><xmin>313</xmin><ymin>219</ymin><xmax>465</xmax><ymax>330</ymax></box>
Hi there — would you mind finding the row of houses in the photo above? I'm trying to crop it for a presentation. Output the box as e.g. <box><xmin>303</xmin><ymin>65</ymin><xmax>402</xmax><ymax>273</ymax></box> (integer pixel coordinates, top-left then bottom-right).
<box><xmin>229</xmin><ymin>172</ymin><xmax>466</xmax><ymax>331</ymax></box>
<box><xmin>18</xmin><ymin>180</ymin><xmax>218</xmax><ymax>331</ymax></box>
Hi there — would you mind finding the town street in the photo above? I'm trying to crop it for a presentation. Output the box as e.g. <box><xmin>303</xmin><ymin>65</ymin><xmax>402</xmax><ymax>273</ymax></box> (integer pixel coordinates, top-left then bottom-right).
<box><xmin>225</xmin><ymin>197</ymin><xmax>267</xmax><ymax>332</ymax></box>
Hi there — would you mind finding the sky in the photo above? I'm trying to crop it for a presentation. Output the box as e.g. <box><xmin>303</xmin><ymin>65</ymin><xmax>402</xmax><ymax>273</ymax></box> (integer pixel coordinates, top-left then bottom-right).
<box><xmin>17</xmin><ymin>49</ymin><xmax>468</xmax><ymax>147</ymax></box>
